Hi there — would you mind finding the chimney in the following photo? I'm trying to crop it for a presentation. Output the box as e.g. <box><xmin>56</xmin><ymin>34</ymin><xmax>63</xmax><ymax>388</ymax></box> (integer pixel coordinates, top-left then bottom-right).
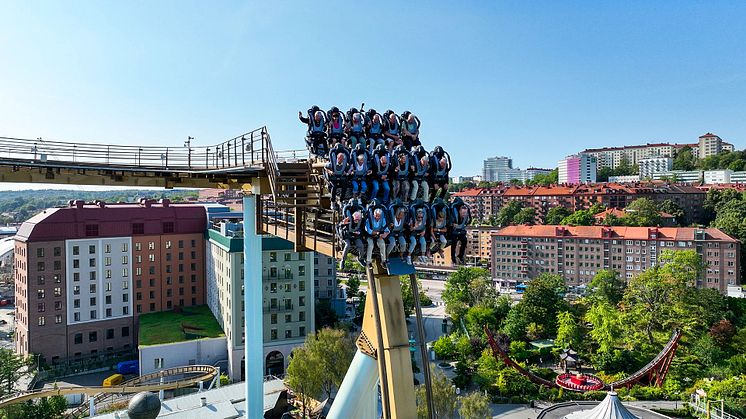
<box><xmin>97</xmin><ymin>201</ymin><xmax>106</xmax><ymax>208</ymax></box>
<box><xmin>160</xmin><ymin>199</ymin><xmax>171</xmax><ymax>208</ymax></box>
<box><xmin>73</xmin><ymin>200</ymin><xmax>84</xmax><ymax>209</ymax></box>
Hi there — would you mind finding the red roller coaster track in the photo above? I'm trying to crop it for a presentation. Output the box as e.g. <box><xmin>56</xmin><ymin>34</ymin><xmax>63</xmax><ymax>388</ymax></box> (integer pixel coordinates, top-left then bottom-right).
<box><xmin>484</xmin><ymin>327</ymin><xmax>682</xmax><ymax>392</ymax></box>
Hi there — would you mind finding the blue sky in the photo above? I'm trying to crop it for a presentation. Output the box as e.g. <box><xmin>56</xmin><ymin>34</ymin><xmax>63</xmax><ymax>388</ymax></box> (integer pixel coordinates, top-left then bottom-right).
<box><xmin>1</xmin><ymin>1</ymin><xmax>745</xmax><ymax>183</ymax></box>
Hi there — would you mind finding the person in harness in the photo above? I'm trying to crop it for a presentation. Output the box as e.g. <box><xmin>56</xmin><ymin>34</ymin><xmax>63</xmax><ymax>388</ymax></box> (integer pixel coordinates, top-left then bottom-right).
<box><xmin>429</xmin><ymin>146</ymin><xmax>451</xmax><ymax>202</ymax></box>
<box><xmin>400</xmin><ymin>111</ymin><xmax>421</xmax><ymax>150</ymax></box>
<box><xmin>366</xmin><ymin>112</ymin><xmax>386</xmax><ymax>154</ymax></box>
<box><xmin>326</xmin><ymin>144</ymin><xmax>350</xmax><ymax>210</ymax></box>
<box><xmin>348</xmin><ymin>144</ymin><xmax>371</xmax><ymax>200</ymax></box>
<box><xmin>408</xmin><ymin>199</ymin><xmax>430</xmax><ymax>263</ymax></box>
<box><xmin>391</xmin><ymin>145</ymin><xmax>413</xmax><ymax>203</ymax></box>
<box><xmin>299</xmin><ymin>106</ymin><xmax>328</xmax><ymax>156</ymax></box>
<box><xmin>345</xmin><ymin>107</ymin><xmax>367</xmax><ymax>148</ymax></box>
<box><xmin>370</xmin><ymin>146</ymin><xmax>391</xmax><ymax>204</ymax></box>
<box><xmin>365</xmin><ymin>200</ymin><xmax>390</xmax><ymax>268</ymax></box>
<box><xmin>386</xmin><ymin>199</ymin><xmax>410</xmax><ymax>263</ymax></box>
<box><xmin>450</xmin><ymin>197</ymin><xmax>471</xmax><ymax>265</ymax></box>
<box><xmin>383</xmin><ymin>110</ymin><xmax>402</xmax><ymax>152</ymax></box>
<box><xmin>338</xmin><ymin>201</ymin><xmax>367</xmax><ymax>269</ymax></box>
<box><xmin>429</xmin><ymin>198</ymin><xmax>450</xmax><ymax>258</ymax></box>
<box><xmin>410</xmin><ymin>146</ymin><xmax>431</xmax><ymax>202</ymax></box>
<box><xmin>326</xmin><ymin>106</ymin><xmax>346</xmax><ymax>146</ymax></box>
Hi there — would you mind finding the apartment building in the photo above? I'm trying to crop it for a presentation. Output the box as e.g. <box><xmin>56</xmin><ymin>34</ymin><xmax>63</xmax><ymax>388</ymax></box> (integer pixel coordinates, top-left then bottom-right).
<box><xmin>465</xmin><ymin>226</ymin><xmax>500</xmax><ymax>265</ymax></box>
<box><xmin>558</xmin><ymin>155</ymin><xmax>597</xmax><ymax>184</ymax></box>
<box><xmin>313</xmin><ymin>254</ymin><xmax>345</xmax><ymax>315</ymax></box>
<box><xmin>492</xmin><ymin>225</ymin><xmax>739</xmax><ymax>294</ymax></box>
<box><xmin>581</xmin><ymin>134</ymin><xmax>734</xmax><ymax>170</ymax></box>
<box><xmin>14</xmin><ymin>200</ymin><xmax>206</xmax><ymax>363</ymax></box>
<box><xmin>638</xmin><ymin>157</ymin><xmax>673</xmax><ymax>179</ymax></box>
<box><xmin>206</xmin><ymin>216</ymin><xmax>314</xmax><ymax>381</ymax></box>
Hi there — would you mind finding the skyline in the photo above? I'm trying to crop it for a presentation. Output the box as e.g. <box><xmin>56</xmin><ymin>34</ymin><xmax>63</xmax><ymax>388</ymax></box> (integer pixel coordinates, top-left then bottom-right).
<box><xmin>1</xmin><ymin>2</ymin><xmax>746</xmax><ymax>179</ymax></box>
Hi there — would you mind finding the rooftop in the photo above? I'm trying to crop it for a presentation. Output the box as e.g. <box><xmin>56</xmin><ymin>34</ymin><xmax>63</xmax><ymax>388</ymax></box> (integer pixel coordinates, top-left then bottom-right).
<box><xmin>138</xmin><ymin>305</ymin><xmax>225</xmax><ymax>346</ymax></box>
<box><xmin>496</xmin><ymin>225</ymin><xmax>738</xmax><ymax>242</ymax></box>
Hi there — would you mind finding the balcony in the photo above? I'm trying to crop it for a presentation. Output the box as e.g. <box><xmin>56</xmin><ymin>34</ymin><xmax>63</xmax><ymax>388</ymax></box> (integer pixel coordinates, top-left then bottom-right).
<box><xmin>264</xmin><ymin>303</ymin><xmax>294</xmax><ymax>313</ymax></box>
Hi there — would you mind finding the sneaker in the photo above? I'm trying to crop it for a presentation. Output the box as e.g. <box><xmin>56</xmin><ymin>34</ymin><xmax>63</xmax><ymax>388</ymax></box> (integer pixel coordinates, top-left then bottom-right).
<box><xmin>406</xmin><ymin>256</ymin><xmax>412</xmax><ymax>265</ymax></box>
<box><xmin>438</xmin><ymin>249</ymin><xmax>445</xmax><ymax>258</ymax></box>
<box><xmin>381</xmin><ymin>261</ymin><xmax>389</xmax><ymax>270</ymax></box>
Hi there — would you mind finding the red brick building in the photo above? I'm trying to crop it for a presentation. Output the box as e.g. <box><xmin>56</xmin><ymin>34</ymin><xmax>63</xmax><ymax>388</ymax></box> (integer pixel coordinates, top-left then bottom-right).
<box><xmin>492</xmin><ymin>225</ymin><xmax>739</xmax><ymax>294</ymax></box>
<box><xmin>14</xmin><ymin>200</ymin><xmax>206</xmax><ymax>363</ymax></box>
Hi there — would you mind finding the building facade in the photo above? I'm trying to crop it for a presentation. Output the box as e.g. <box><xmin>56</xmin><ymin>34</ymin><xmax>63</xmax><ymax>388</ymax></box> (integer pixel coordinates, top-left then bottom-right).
<box><xmin>206</xmin><ymin>217</ymin><xmax>314</xmax><ymax>381</ymax></box>
<box><xmin>14</xmin><ymin>200</ymin><xmax>206</xmax><ymax>363</ymax></box>
<box><xmin>558</xmin><ymin>155</ymin><xmax>597</xmax><ymax>184</ymax></box>
<box><xmin>639</xmin><ymin>157</ymin><xmax>673</xmax><ymax>179</ymax></box>
<box><xmin>492</xmin><ymin>225</ymin><xmax>739</xmax><ymax>294</ymax></box>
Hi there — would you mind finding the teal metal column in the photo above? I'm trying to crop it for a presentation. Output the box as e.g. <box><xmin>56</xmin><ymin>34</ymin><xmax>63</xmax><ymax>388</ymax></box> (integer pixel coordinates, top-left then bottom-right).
<box><xmin>243</xmin><ymin>195</ymin><xmax>263</xmax><ymax>418</ymax></box>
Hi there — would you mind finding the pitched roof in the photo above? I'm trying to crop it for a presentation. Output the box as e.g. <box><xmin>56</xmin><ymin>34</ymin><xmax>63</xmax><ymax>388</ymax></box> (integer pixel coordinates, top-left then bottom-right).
<box><xmin>564</xmin><ymin>391</ymin><xmax>639</xmax><ymax>419</ymax></box>
<box><xmin>495</xmin><ymin>225</ymin><xmax>737</xmax><ymax>242</ymax></box>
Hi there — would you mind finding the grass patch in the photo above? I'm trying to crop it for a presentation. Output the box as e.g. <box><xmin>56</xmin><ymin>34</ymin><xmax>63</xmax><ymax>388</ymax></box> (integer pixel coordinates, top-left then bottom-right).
<box><xmin>138</xmin><ymin>305</ymin><xmax>224</xmax><ymax>346</ymax></box>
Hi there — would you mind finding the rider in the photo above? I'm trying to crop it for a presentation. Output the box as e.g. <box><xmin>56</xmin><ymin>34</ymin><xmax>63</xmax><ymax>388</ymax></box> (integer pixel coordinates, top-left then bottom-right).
<box><xmin>338</xmin><ymin>202</ymin><xmax>367</xmax><ymax>269</ymax></box>
<box><xmin>429</xmin><ymin>198</ymin><xmax>449</xmax><ymax>258</ymax></box>
<box><xmin>429</xmin><ymin>146</ymin><xmax>451</xmax><ymax>202</ymax></box>
<box><xmin>383</xmin><ymin>110</ymin><xmax>402</xmax><ymax>152</ymax></box>
<box><xmin>400</xmin><ymin>111</ymin><xmax>421</xmax><ymax>150</ymax></box>
<box><xmin>365</xmin><ymin>200</ymin><xmax>390</xmax><ymax>268</ymax></box>
<box><xmin>299</xmin><ymin>106</ymin><xmax>328</xmax><ymax>156</ymax></box>
<box><xmin>450</xmin><ymin>197</ymin><xmax>471</xmax><ymax>265</ymax></box>
<box><xmin>386</xmin><ymin>199</ymin><xmax>410</xmax><ymax>262</ymax></box>
<box><xmin>348</xmin><ymin>144</ymin><xmax>371</xmax><ymax>200</ymax></box>
<box><xmin>366</xmin><ymin>112</ymin><xmax>386</xmax><ymax>154</ymax></box>
<box><xmin>408</xmin><ymin>199</ymin><xmax>429</xmax><ymax>264</ymax></box>
<box><xmin>346</xmin><ymin>107</ymin><xmax>367</xmax><ymax>149</ymax></box>
<box><xmin>325</xmin><ymin>144</ymin><xmax>350</xmax><ymax>210</ymax></box>
<box><xmin>410</xmin><ymin>146</ymin><xmax>431</xmax><ymax>202</ymax></box>
<box><xmin>391</xmin><ymin>145</ymin><xmax>412</xmax><ymax>203</ymax></box>
<box><xmin>326</xmin><ymin>106</ymin><xmax>346</xmax><ymax>146</ymax></box>
<box><xmin>370</xmin><ymin>146</ymin><xmax>391</xmax><ymax>204</ymax></box>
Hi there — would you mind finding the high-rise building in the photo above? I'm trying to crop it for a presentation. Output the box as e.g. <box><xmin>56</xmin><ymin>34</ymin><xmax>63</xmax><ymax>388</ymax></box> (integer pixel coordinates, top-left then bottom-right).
<box><xmin>313</xmin><ymin>254</ymin><xmax>345</xmax><ymax>315</ymax></box>
<box><xmin>206</xmin><ymin>216</ymin><xmax>314</xmax><ymax>380</ymax></box>
<box><xmin>699</xmin><ymin>133</ymin><xmax>726</xmax><ymax>159</ymax></box>
<box><xmin>638</xmin><ymin>157</ymin><xmax>673</xmax><ymax>179</ymax></box>
<box><xmin>482</xmin><ymin>156</ymin><xmax>518</xmax><ymax>182</ymax></box>
<box><xmin>558</xmin><ymin>155</ymin><xmax>597</xmax><ymax>184</ymax></box>
<box><xmin>493</xmin><ymin>225</ymin><xmax>739</xmax><ymax>294</ymax></box>
<box><xmin>14</xmin><ymin>200</ymin><xmax>206</xmax><ymax>363</ymax></box>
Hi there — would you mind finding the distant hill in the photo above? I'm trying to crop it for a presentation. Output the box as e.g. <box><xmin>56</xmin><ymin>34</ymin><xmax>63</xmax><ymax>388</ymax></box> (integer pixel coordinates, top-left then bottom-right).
<box><xmin>0</xmin><ymin>189</ymin><xmax>199</xmax><ymax>224</ymax></box>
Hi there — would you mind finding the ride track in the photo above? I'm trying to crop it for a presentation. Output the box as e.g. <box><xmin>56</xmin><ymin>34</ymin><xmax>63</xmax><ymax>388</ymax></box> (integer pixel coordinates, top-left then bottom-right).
<box><xmin>484</xmin><ymin>327</ymin><xmax>683</xmax><ymax>392</ymax></box>
<box><xmin>0</xmin><ymin>365</ymin><xmax>219</xmax><ymax>413</ymax></box>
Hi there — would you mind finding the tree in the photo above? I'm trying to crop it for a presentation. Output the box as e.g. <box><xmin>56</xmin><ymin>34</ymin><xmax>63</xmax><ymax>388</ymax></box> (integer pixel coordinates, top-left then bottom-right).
<box><xmin>464</xmin><ymin>306</ymin><xmax>498</xmax><ymax>338</ymax></box>
<box><xmin>585</xmin><ymin>301</ymin><xmax>622</xmax><ymax>353</ymax></box>
<box><xmin>400</xmin><ymin>277</ymin><xmax>433</xmax><ymax>318</ymax></box>
<box><xmin>459</xmin><ymin>391</ymin><xmax>491</xmax><ymax>419</ymax></box>
<box><xmin>672</xmin><ymin>146</ymin><xmax>696</xmax><ymax>171</ymax></box>
<box><xmin>496</xmin><ymin>201</ymin><xmax>523</xmax><ymax>226</ymax></box>
<box><xmin>544</xmin><ymin>206</ymin><xmax>571</xmax><ymax>225</ymax></box>
<box><xmin>1</xmin><ymin>395</ymin><xmax>67</xmax><ymax>419</ymax></box>
<box><xmin>589</xmin><ymin>270</ymin><xmax>625</xmax><ymax>305</ymax></box>
<box><xmin>621</xmin><ymin>250</ymin><xmax>702</xmax><ymax>347</ymax></box>
<box><xmin>315</xmin><ymin>299</ymin><xmax>338</xmax><ymax>329</ymax></box>
<box><xmin>346</xmin><ymin>275</ymin><xmax>360</xmax><ymax>300</ymax></box>
<box><xmin>416</xmin><ymin>367</ymin><xmax>458</xmax><ymax>419</ymax></box>
<box><xmin>285</xmin><ymin>347</ymin><xmax>322</xmax><ymax>418</ymax></box>
<box><xmin>305</xmin><ymin>328</ymin><xmax>355</xmax><ymax>399</ymax></box>
<box><xmin>624</xmin><ymin>197</ymin><xmax>661</xmax><ymax>226</ymax></box>
<box><xmin>513</xmin><ymin>207</ymin><xmax>536</xmax><ymax>225</ymax></box>
<box><xmin>555</xmin><ymin>311</ymin><xmax>580</xmax><ymax>349</ymax></box>
<box><xmin>657</xmin><ymin>200</ymin><xmax>685</xmax><ymax>224</ymax></box>
<box><xmin>527</xmin><ymin>169</ymin><xmax>558</xmax><ymax>186</ymax></box>
<box><xmin>433</xmin><ymin>335</ymin><xmax>457</xmax><ymax>360</ymax></box>
<box><xmin>0</xmin><ymin>349</ymin><xmax>33</xmax><ymax>397</ymax></box>
<box><xmin>518</xmin><ymin>273</ymin><xmax>567</xmax><ymax>336</ymax></box>
<box><xmin>560</xmin><ymin>210</ymin><xmax>595</xmax><ymax>226</ymax></box>
<box><xmin>442</xmin><ymin>267</ymin><xmax>497</xmax><ymax>323</ymax></box>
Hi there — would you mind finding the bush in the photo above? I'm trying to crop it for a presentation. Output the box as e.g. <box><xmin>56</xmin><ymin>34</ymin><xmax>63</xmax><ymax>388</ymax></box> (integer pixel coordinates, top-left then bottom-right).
<box><xmin>433</xmin><ymin>335</ymin><xmax>456</xmax><ymax>360</ymax></box>
<box><xmin>629</xmin><ymin>385</ymin><xmax>665</xmax><ymax>400</ymax></box>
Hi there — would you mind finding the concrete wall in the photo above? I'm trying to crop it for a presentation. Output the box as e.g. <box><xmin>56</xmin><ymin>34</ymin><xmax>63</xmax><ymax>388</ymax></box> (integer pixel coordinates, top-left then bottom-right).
<box><xmin>138</xmin><ymin>337</ymin><xmax>227</xmax><ymax>375</ymax></box>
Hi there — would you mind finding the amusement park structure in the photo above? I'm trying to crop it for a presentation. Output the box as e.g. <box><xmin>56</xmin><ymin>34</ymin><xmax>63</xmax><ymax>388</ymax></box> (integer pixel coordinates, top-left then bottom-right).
<box><xmin>485</xmin><ymin>327</ymin><xmax>683</xmax><ymax>392</ymax></box>
<box><xmin>0</xmin><ymin>122</ymin><xmax>434</xmax><ymax>418</ymax></box>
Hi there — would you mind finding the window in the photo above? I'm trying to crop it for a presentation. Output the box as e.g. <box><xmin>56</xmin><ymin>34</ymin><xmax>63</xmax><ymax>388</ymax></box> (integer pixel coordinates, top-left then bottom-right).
<box><xmin>106</xmin><ymin>308</ymin><xmax>112</xmax><ymax>317</ymax></box>
<box><xmin>148</xmin><ymin>254</ymin><xmax>155</xmax><ymax>262</ymax></box>
<box><xmin>54</xmin><ymin>287</ymin><xmax>61</xmax><ymax>297</ymax></box>
<box><xmin>271</xmin><ymin>313</ymin><xmax>277</xmax><ymax>324</ymax></box>
<box><xmin>123</xmin><ymin>306</ymin><xmax>129</xmax><ymax>315</ymax></box>
<box><xmin>123</xmin><ymin>293</ymin><xmax>129</xmax><ymax>302</ymax></box>
<box><xmin>132</xmin><ymin>223</ymin><xmax>144</xmax><ymax>235</ymax></box>
<box><xmin>74</xmin><ymin>299</ymin><xmax>80</xmax><ymax>308</ymax></box>
<box><xmin>104</xmin><ymin>257</ymin><xmax>111</xmax><ymax>266</ymax></box>
<box><xmin>299</xmin><ymin>311</ymin><xmax>305</xmax><ymax>321</ymax></box>
<box><xmin>36</xmin><ymin>316</ymin><xmax>44</xmax><ymax>326</ymax></box>
<box><xmin>135</xmin><ymin>242</ymin><xmax>141</xmax><ymax>251</ymax></box>
<box><xmin>72</xmin><ymin>246</ymin><xmax>80</xmax><ymax>256</ymax></box>
<box><xmin>299</xmin><ymin>326</ymin><xmax>306</xmax><ymax>337</ymax></box>
<box><xmin>90</xmin><ymin>284</ymin><xmax>96</xmax><ymax>293</ymax></box>
<box><xmin>154</xmin><ymin>358</ymin><xmax>164</xmax><ymax>369</ymax></box>
<box><xmin>37</xmin><ymin>248</ymin><xmax>44</xmax><ymax>257</ymax></box>
<box><xmin>285</xmin><ymin>314</ymin><xmax>292</xmax><ymax>323</ymax></box>
<box><xmin>54</xmin><ymin>247</ymin><xmax>61</xmax><ymax>256</ymax></box>
<box><xmin>89</xmin><ymin>258</ymin><xmax>95</xmax><ymax>267</ymax></box>
<box><xmin>89</xmin><ymin>331</ymin><xmax>97</xmax><ymax>342</ymax></box>
<box><xmin>270</xmin><ymin>329</ymin><xmax>278</xmax><ymax>340</ymax></box>
<box><xmin>163</xmin><ymin>222</ymin><xmax>174</xmax><ymax>233</ymax></box>
<box><xmin>37</xmin><ymin>289</ymin><xmax>45</xmax><ymax>299</ymax></box>
<box><xmin>122</xmin><ymin>268</ymin><xmax>129</xmax><ymax>277</ymax></box>
<box><xmin>178</xmin><ymin>252</ymin><xmax>184</xmax><ymax>261</ymax></box>
<box><xmin>284</xmin><ymin>253</ymin><xmax>292</xmax><ymax>262</ymax></box>
<box><xmin>148</xmin><ymin>242</ymin><xmax>155</xmax><ymax>250</ymax></box>
<box><xmin>106</xmin><ymin>329</ymin><xmax>114</xmax><ymax>339</ymax></box>
<box><xmin>55</xmin><ymin>315</ymin><xmax>62</xmax><ymax>324</ymax></box>
<box><xmin>37</xmin><ymin>262</ymin><xmax>45</xmax><ymax>271</ymax></box>
<box><xmin>37</xmin><ymin>302</ymin><xmax>45</xmax><ymax>312</ymax></box>
<box><xmin>165</xmin><ymin>241</ymin><xmax>172</xmax><ymax>249</ymax></box>
<box><xmin>178</xmin><ymin>240</ymin><xmax>183</xmax><ymax>248</ymax></box>
<box><xmin>123</xmin><ymin>280</ymin><xmax>129</xmax><ymax>290</ymax></box>
<box><xmin>298</xmin><ymin>266</ymin><xmax>305</xmax><ymax>277</ymax></box>
<box><xmin>55</xmin><ymin>301</ymin><xmax>62</xmax><ymax>310</ymax></box>
<box><xmin>85</xmin><ymin>224</ymin><xmax>99</xmax><ymax>237</ymax></box>
<box><xmin>270</xmin><ymin>252</ymin><xmax>277</xmax><ymax>262</ymax></box>
<box><xmin>191</xmin><ymin>239</ymin><xmax>196</xmax><ymax>247</ymax></box>
<box><xmin>105</xmin><ymin>270</ymin><xmax>112</xmax><ymax>279</ymax></box>
<box><xmin>37</xmin><ymin>276</ymin><xmax>45</xmax><ymax>285</ymax></box>
<box><xmin>299</xmin><ymin>296</ymin><xmax>305</xmax><ymax>307</ymax></box>
<box><xmin>106</xmin><ymin>295</ymin><xmax>112</xmax><ymax>304</ymax></box>
<box><xmin>73</xmin><ymin>259</ymin><xmax>80</xmax><ymax>269</ymax></box>
<box><xmin>89</xmin><ymin>245</ymin><xmax>96</xmax><ymax>254</ymax></box>
<box><xmin>270</xmin><ymin>283</ymin><xmax>277</xmax><ymax>293</ymax></box>
<box><xmin>54</xmin><ymin>260</ymin><xmax>61</xmax><ymax>270</ymax></box>
<box><xmin>285</xmin><ymin>329</ymin><xmax>292</xmax><ymax>338</ymax></box>
<box><xmin>298</xmin><ymin>281</ymin><xmax>305</xmax><ymax>291</ymax></box>
<box><xmin>74</xmin><ymin>312</ymin><xmax>80</xmax><ymax>321</ymax></box>
<box><xmin>74</xmin><ymin>333</ymin><xmax>83</xmax><ymax>344</ymax></box>
<box><xmin>90</xmin><ymin>310</ymin><xmax>97</xmax><ymax>319</ymax></box>
<box><xmin>104</xmin><ymin>243</ymin><xmax>111</xmax><ymax>253</ymax></box>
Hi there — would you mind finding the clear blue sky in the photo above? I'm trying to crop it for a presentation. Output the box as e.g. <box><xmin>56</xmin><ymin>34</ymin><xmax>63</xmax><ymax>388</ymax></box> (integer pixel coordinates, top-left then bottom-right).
<box><xmin>1</xmin><ymin>1</ymin><xmax>745</xmax><ymax>181</ymax></box>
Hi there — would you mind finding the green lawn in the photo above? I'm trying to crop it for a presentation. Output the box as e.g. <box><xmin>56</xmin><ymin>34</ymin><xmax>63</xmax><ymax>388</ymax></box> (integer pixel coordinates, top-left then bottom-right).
<box><xmin>138</xmin><ymin>305</ymin><xmax>225</xmax><ymax>346</ymax></box>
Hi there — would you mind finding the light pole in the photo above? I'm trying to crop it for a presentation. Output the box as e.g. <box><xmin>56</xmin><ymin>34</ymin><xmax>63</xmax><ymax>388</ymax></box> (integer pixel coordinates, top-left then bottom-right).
<box><xmin>185</xmin><ymin>136</ymin><xmax>194</xmax><ymax>169</ymax></box>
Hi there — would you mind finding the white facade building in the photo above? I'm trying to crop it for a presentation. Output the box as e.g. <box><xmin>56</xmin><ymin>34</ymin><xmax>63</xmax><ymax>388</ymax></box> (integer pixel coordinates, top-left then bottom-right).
<box><xmin>652</xmin><ymin>170</ymin><xmax>703</xmax><ymax>183</ymax></box>
<box><xmin>638</xmin><ymin>157</ymin><xmax>673</xmax><ymax>179</ymax></box>
<box><xmin>704</xmin><ymin>170</ymin><xmax>733</xmax><ymax>184</ymax></box>
<box><xmin>65</xmin><ymin>238</ymin><xmax>133</xmax><ymax>325</ymax></box>
<box><xmin>608</xmin><ymin>175</ymin><xmax>641</xmax><ymax>183</ymax></box>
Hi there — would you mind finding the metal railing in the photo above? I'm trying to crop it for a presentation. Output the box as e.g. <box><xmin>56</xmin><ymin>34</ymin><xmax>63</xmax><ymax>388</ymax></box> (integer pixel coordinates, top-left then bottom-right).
<box><xmin>689</xmin><ymin>396</ymin><xmax>740</xmax><ymax>419</ymax></box>
<box><xmin>0</xmin><ymin>127</ymin><xmax>270</xmax><ymax>172</ymax></box>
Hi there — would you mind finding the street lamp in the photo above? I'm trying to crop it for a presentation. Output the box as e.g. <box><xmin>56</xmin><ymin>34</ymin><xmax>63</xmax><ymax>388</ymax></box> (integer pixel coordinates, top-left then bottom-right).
<box><xmin>185</xmin><ymin>136</ymin><xmax>194</xmax><ymax>168</ymax></box>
